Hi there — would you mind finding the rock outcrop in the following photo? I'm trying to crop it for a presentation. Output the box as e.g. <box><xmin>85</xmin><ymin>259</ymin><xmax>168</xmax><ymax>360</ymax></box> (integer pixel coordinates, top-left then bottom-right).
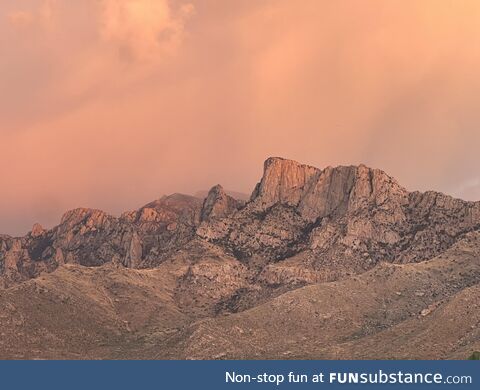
<box><xmin>0</xmin><ymin>194</ymin><xmax>203</xmax><ymax>286</ymax></box>
<box><xmin>198</xmin><ymin>157</ymin><xmax>480</xmax><ymax>283</ymax></box>
<box><xmin>250</xmin><ymin>157</ymin><xmax>320</xmax><ymax>207</ymax></box>
<box><xmin>30</xmin><ymin>223</ymin><xmax>46</xmax><ymax>238</ymax></box>
<box><xmin>249</xmin><ymin>157</ymin><xmax>408</xmax><ymax>221</ymax></box>
<box><xmin>200</xmin><ymin>185</ymin><xmax>243</xmax><ymax>221</ymax></box>
<box><xmin>1</xmin><ymin>157</ymin><xmax>480</xmax><ymax>288</ymax></box>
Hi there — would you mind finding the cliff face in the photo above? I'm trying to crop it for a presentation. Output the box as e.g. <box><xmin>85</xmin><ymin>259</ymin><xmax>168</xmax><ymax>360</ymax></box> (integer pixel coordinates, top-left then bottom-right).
<box><xmin>250</xmin><ymin>157</ymin><xmax>320</xmax><ymax>207</ymax></box>
<box><xmin>249</xmin><ymin>157</ymin><xmax>408</xmax><ymax>221</ymax></box>
<box><xmin>198</xmin><ymin>157</ymin><xmax>480</xmax><ymax>282</ymax></box>
<box><xmin>200</xmin><ymin>185</ymin><xmax>243</xmax><ymax>221</ymax></box>
<box><xmin>1</xmin><ymin>157</ymin><xmax>480</xmax><ymax>288</ymax></box>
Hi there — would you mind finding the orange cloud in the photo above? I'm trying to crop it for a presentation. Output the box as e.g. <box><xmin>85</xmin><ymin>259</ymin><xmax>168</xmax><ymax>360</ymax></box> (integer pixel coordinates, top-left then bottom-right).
<box><xmin>7</xmin><ymin>0</ymin><xmax>55</xmax><ymax>29</ymax></box>
<box><xmin>1</xmin><ymin>0</ymin><xmax>480</xmax><ymax>235</ymax></box>
<box><xmin>8</xmin><ymin>10</ymin><xmax>34</xmax><ymax>27</ymax></box>
<box><xmin>100</xmin><ymin>0</ymin><xmax>194</xmax><ymax>61</ymax></box>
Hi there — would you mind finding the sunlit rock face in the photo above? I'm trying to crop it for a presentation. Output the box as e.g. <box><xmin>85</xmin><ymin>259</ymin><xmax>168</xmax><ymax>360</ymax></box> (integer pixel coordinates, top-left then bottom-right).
<box><xmin>200</xmin><ymin>184</ymin><xmax>243</xmax><ymax>222</ymax></box>
<box><xmin>198</xmin><ymin>157</ymin><xmax>480</xmax><ymax>282</ymax></box>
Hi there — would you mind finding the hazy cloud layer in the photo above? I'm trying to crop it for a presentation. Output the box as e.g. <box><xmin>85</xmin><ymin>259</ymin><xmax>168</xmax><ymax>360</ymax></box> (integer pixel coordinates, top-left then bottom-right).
<box><xmin>1</xmin><ymin>0</ymin><xmax>480</xmax><ymax>235</ymax></box>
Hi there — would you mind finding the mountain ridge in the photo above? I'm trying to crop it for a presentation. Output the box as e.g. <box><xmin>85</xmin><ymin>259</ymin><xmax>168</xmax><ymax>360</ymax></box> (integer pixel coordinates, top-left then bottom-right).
<box><xmin>1</xmin><ymin>157</ymin><xmax>479</xmax><ymax>359</ymax></box>
<box><xmin>1</xmin><ymin>157</ymin><xmax>480</xmax><ymax>287</ymax></box>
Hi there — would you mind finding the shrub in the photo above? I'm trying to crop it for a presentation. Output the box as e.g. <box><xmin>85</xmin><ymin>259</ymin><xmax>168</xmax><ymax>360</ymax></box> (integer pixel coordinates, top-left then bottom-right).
<box><xmin>468</xmin><ymin>351</ymin><xmax>480</xmax><ymax>360</ymax></box>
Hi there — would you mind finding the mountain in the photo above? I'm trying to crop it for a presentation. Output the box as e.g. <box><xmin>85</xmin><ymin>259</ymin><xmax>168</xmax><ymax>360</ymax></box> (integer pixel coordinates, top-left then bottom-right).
<box><xmin>0</xmin><ymin>157</ymin><xmax>479</xmax><ymax>359</ymax></box>
<box><xmin>194</xmin><ymin>189</ymin><xmax>250</xmax><ymax>201</ymax></box>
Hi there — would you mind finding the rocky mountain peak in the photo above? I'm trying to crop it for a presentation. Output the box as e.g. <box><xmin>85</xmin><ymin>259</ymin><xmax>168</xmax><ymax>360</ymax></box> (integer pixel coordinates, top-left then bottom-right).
<box><xmin>200</xmin><ymin>184</ymin><xmax>243</xmax><ymax>221</ymax></box>
<box><xmin>249</xmin><ymin>157</ymin><xmax>408</xmax><ymax>222</ymax></box>
<box><xmin>30</xmin><ymin>223</ymin><xmax>45</xmax><ymax>238</ymax></box>
<box><xmin>59</xmin><ymin>208</ymin><xmax>111</xmax><ymax>231</ymax></box>
<box><xmin>250</xmin><ymin>157</ymin><xmax>320</xmax><ymax>206</ymax></box>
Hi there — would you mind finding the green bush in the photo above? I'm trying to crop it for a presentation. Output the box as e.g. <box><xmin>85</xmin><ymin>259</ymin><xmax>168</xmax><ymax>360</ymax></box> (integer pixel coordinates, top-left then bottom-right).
<box><xmin>468</xmin><ymin>351</ymin><xmax>480</xmax><ymax>360</ymax></box>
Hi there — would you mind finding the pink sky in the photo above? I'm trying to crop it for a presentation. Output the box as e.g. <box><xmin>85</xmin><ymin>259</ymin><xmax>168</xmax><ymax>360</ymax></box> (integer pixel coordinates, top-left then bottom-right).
<box><xmin>1</xmin><ymin>0</ymin><xmax>480</xmax><ymax>235</ymax></box>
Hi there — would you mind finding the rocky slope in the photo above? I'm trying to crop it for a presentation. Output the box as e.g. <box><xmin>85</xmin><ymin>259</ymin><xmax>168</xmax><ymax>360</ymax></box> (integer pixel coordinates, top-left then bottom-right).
<box><xmin>1</xmin><ymin>231</ymin><xmax>478</xmax><ymax>359</ymax></box>
<box><xmin>181</xmin><ymin>231</ymin><xmax>480</xmax><ymax>359</ymax></box>
<box><xmin>0</xmin><ymin>157</ymin><xmax>479</xmax><ymax>359</ymax></box>
<box><xmin>0</xmin><ymin>193</ymin><xmax>203</xmax><ymax>286</ymax></box>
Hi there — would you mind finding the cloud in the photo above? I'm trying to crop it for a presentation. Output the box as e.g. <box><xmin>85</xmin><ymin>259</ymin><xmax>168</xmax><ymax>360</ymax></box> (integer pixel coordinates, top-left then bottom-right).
<box><xmin>7</xmin><ymin>0</ymin><xmax>55</xmax><ymax>29</ymax></box>
<box><xmin>1</xmin><ymin>0</ymin><xmax>480</xmax><ymax>235</ymax></box>
<box><xmin>1</xmin><ymin>0</ymin><xmax>195</xmax><ymax>133</ymax></box>
<box><xmin>100</xmin><ymin>0</ymin><xmax>194</xmax><ymax>61</ymax></box>
<box><xmin>7</xmin><ymin>10</ymin><xmax>34</xmax><ymax>27</ymax></box>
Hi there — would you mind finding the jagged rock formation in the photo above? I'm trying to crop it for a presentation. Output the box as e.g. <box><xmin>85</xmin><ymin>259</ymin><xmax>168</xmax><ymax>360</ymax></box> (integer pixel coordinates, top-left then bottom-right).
<box><xmin>0</xmin><ymin>157</ymin><xmax>480</xmax><ymax>359</ymax></box>
<box><xmin>195</xmin><ymin>189</ymin><xmax>249</xmax><ymax>201</ymax></box>
<box><xmin>200</xmin><ymin>185</ymin><xmax>244</xmax><ymax>221</ymax></box>
<box><xmin>198</xmin><ymin>157</ymin><xmax>480</xmax><ymax>284</ymax></box>
<box><xmin>1</xmin><ymin>157</ymin><xmax>480</xmax><ymax>288</ymax></box>
<box><xmin>0</xmin><ymin>194</ymin><xmax>203</xmax><ymax>286</ymax></box>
